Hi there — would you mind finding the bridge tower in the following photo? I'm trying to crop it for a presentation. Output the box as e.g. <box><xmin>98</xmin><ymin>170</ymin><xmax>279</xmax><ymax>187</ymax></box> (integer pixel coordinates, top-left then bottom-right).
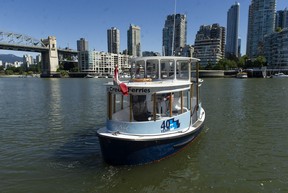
<box><xmin>41</xmin><ymin>36</ymin><xmax>59</xmax><ymax>77</ymax></box>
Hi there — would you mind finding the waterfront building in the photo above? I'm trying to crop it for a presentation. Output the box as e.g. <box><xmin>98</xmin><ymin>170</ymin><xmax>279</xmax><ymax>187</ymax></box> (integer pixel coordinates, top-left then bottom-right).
<box><xmin>226</xmin><ymin>2</ymin><xmax>240</xmax><ymax>58</ymax></box>
<box><xmin>36</xmin><ymin>54</ymin><xmax>41</xmax><ymax>65</ymax></box>
<box><xmin>3</xmin><ymin>61</ymin><xmax>22</xmax><ymax>69</ymax></box>
<box><xmin>246</xmin><ymin>0</ymin><xmax>276</xmax><ymax>59</ymax></box>
<box><xmin>23</xmin><ymin>54</ymin><xmax>34</xmax><ymax>68</ymax></box>
<box><xmin>127</xmin><ymin>24</ymin><xmax>141</xmax><ymax>57</ymax></box>
<box><xmin>275</xmin><ymin>8</ymin><xmax>288</xmax><ymax>30</ymax></box>
<box><xmin>142</xmin><ymin>51</ymin><xmax>161</xmax><ymax>57</ymax></box>
<box><xmin>162</xmin><ymin>14</ymin><xmax>187</xmax><ymax>56</ymax></box>
<box><xmin>107</xmin><ymin>27</ymin><xmax>120</xmax><ymax>54</ymax></box>
<box><xmin>78</xmin><ymin>51</ymin><xmax>131</xmax><ymax>75</ymax></box>
<box><xmin>264</xmin><ymin>28</ymin><xmax>288</xmax><ymax>68</ymax></box>
<box><xmin>194</xmin><ymin>23</ymin><xmax>225</xmax><ymax>67</ymax></box>
<box><xmin>77</xmin><ymin>38</ymin><xmax>89</xmax><ymax>51</ymax></box>
<box><xmin>174</xmin><ymin>45</ymin><xmax>194</xmax><ymax>57</ymax></box>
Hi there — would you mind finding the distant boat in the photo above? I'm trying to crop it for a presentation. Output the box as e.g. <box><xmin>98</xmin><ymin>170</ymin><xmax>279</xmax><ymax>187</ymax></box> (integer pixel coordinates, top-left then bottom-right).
<box><xmin>120</xmin><ymin>73</ymin><xmax>131</xmax><ymax>79</ymax></box>
<box><xmin>85</xmin><ymin>74</ymin><xmax>98</xmax><ymax>78</ymax></box>
<box><xmin>236</xmin><ymin>71</ymin><xmax>248</xmax><ymax>78</ymax></box>
<box><xmin>97</xmin><ymin>56</ymin><xmax>205</xmax><ymax>165</ymax></box>
<box><xmin>98</xmin><ymin>74</ymin><xmax>109</xmax><ymax>78</ymax></box>
<box><xmin>271</xmin><ymin>72</ymin><xmax>288</xmax><ymax>78</ymax></box>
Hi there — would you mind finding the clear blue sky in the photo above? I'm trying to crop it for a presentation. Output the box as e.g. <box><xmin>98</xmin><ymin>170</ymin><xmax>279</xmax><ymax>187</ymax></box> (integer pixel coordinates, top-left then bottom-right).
<box><xmin>0</xmin><ymin>0</ymin><xmax>287</xmax><ymax>57</ymax></box>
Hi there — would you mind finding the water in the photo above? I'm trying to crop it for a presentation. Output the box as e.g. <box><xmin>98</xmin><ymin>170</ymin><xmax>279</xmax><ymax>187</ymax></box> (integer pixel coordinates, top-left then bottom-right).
<box><xmin>1</xmin><ymin>77</ymin><xmax>288</xmax><ymax>193</ymax></box>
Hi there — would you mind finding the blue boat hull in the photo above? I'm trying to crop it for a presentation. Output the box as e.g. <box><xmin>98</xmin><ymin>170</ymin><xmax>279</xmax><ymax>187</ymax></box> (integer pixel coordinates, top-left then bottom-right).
<box><xmin>97</xmin><ymin>123</ymin><xmax>204</xmax><ymax>165</ymax></box>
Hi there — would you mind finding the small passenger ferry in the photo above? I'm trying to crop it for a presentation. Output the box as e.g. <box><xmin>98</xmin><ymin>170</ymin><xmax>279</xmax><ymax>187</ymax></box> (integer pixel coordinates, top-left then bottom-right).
<box><xmin>97</xmin><ymin>56</ymin><xmax>205</xmax><ymax>165</ymax></box>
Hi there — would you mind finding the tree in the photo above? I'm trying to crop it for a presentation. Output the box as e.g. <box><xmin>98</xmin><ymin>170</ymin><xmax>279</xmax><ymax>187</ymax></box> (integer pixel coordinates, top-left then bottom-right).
<box><xmin>253</xmin><ymin>56</ymin><xmax>266</xmax><ymax>67</ymax></box>
<box><xmin>59</xmin><ymin>70</ymin><xmax>68</xmax><ymax>77</ymax></box>
<box><xmin>276</xmin><ymin>27</ymin><xmax>282</xmax><ymax>32</ymax></box>
<box><xmin>215</xmin><ymin>59</ymin><xmax>237</xmax><ymax>70</ymax></box>
<box><xmin>238</xmin><ymin>55</ymin><xmax>249</xmax><ymax>68</ymax></box>
<box><xmin>27</xmin><ymin>64</ymin><xmax>41</xmax><ymax>73</ymax></box>
<box><xmin>5</xmin><ymin>70</ymin><xmax>13</xmax><ymax>75</ymax></box>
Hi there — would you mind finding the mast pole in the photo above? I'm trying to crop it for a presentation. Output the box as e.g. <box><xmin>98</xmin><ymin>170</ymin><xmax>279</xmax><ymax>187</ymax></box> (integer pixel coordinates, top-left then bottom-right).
<box><xmin>171</xmin><ymin>0</ymin><xmax>177</xmax><ymax>56</ymax></box>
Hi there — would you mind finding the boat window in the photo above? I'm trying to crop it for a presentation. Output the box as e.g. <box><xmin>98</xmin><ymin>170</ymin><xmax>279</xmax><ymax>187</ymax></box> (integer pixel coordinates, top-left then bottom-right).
<box><xmin>110</xmin><ymin>93</ymin><xmax>130</xmax><ymax>121</ymax></box>
<box><xmin>176</xmin><ymin>60</ymin><xmax>190</xmax><ymax>80</ymax></box>
<box><xmin>114</xmin><ymin>94</ymin><xmax>130</xmax><ymax>112</ymax></box>
<box><xmin>132</xmin><ymin>95</ymin><xmax>152</xmax><ymax>121</ymax></box>
<box><xmin>131</xmin><ymin>60</ymin><xmax>145</xmax><ymax>79</ymax></box>
<box><xmin>160</xmin><ymin>59</ymin><xmax>175</xmax><ymax>80</ymax></box>
<box><xmin>146</xmin><ymin>60</ymin><xmax>159</xmax><ymax>79</ymax></box>
<box><xmin>182</xmin><ymin>91</ymin><xmax>189</xmax><ymax>111</ymax></box>
<box><xmin>154</xmin><ymin>91</ymin><xmax>189</xmax><ymax>117</ymax></box>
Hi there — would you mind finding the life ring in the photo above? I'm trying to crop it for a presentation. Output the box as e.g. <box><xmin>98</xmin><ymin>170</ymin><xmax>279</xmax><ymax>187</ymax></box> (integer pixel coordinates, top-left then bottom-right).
<box><xmin>132</xmin><ymin>78</ymin><xmax>152</xmax><ymax>82</ymax></box>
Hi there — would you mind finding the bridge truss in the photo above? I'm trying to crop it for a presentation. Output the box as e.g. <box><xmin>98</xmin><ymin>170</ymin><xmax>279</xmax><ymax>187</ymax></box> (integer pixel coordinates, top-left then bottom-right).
<box><xmin>0</xmin><ymin>31</ymin><xmax>46</xmax><ymax>48</ymax></box>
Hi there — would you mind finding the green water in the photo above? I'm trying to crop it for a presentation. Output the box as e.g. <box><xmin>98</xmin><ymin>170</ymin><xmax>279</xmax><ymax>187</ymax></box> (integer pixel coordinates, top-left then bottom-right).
<box><xmin>1</xmin><ymin>77</ymin><xmax>288</xmax><ymax>193</ymax></box>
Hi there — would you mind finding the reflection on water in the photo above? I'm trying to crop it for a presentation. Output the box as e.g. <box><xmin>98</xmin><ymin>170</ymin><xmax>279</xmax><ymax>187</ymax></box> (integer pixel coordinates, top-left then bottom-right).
<box><xmin>1</xmin><ymin>78</ymin><xmax>288</xmax><ymax>193</ymax></box>
<box><xmin>47</xmin><ymin>79</ymin><xmax>62</xmax><ymax>130</ymax></box>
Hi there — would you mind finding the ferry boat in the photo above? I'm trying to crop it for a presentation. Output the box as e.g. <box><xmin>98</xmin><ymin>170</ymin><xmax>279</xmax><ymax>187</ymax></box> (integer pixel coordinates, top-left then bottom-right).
<box><xmin>97</xmin><ymin>56</ymin><xmax>205</xmax><ymax>165</ymax></box>
<box><xmin>236</xmin><ymin>69</ymin><xmax>248</xmax><ymax>78</ymax></box>
<box><xmin>236</xmin><ymin>72</ymin><xmax>248</xmax><ymax>78</ymax></box>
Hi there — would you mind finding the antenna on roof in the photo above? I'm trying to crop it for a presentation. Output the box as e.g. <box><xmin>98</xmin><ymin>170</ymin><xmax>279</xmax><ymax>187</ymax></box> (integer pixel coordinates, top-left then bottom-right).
<box><xmin>171</xmin><ymin>0</ymin><xmax>177</xmax><ymax>56</ymax></box>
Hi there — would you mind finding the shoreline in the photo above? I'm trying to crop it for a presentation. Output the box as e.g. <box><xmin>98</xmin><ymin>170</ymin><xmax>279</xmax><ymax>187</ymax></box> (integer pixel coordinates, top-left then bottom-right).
<box><xmin>0</xmin><ymin>74</ymin><xmax>40</xmax><ymax>78</ymax></box>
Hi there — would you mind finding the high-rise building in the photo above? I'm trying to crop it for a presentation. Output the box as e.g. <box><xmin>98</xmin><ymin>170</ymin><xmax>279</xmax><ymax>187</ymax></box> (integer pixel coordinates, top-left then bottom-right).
<box><xmin>275</xmin><ymin>8</ymin><xmax>288</xmax><ymax>30</ymax></box>
<box><xmin>107</xmin><ymin>27</ymin><xmax>120</xmax><ymax>54</ymax></box>
<box><xmin>127</xmin><ymin>24</ymin><xmax>141</xmax><ymax>57</ymax></box>
<box><xmin>162</xmin><ymin>14</ymin><xmax>187</xmax><ymax>56</ymax></box>
<box><xmin>238</xmin><ymin>38</ymin><xmax>241</xmax><ymax>57</ymax></box>
<box><xmin>246</xmin><ymin>0</ymin><xmax>276</xmax><ymax>59</ymax></box>
<box><xmin>226</xmin><ymin>2</ymin><xmax>240</xmax><ymax>58</ymax></box>
<box><xmin>194</xmin><ymin>24</ymin><xmax>225</xmax><ymax>66</ymax></box>
<box><xmin>36</xmin><ymin>54</ymin><xmax>41</xmax><ymax>64</ymax></box>
<box><xmin>77</xmin><ymin>38</ymin><xmax>89</xmax><ymax>51</ymax></box>
<box><xmin>23</xmin><ymin>54</ymin><xmax>34</xmax><ymax>68</ymax></box>
<box><xmin>264</xmin><ymin>28</ymin><xmax>288</xmax><ymax>68</ymax></box>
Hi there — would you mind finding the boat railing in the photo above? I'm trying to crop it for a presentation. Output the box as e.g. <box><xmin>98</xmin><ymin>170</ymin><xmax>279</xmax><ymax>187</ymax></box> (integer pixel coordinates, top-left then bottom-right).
<box><xmin>109</xmin><ymin>92</ymin><xmax>195</xmax><ymax>123</ymax></box>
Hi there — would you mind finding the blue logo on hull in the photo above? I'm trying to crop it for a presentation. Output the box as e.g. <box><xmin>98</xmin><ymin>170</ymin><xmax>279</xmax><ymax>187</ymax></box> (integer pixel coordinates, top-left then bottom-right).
<box><xmin>161</xmin><ymin>118</ymin><xmax>180</xmax><ymax>133</ymax></box>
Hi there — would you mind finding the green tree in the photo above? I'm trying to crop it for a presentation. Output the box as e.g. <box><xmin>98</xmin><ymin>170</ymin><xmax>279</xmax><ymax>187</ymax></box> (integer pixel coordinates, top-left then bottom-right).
<box><xmin>5</xmin><ymin>70</ymin><xmax>13</xmax><ymax>75</ymax></box>
<box><xmin>59</xmin><ymin>70</ymin><xmax>68</xmax><ymax>77</ymax></box>
<box><xmin>215</xmin><ymin>59</ymin><xmax>237</xmax><ymax>70</ymax></box>
<box><xmin>238</xmin><ymin>55</ymin><xmax>248</xmax><ymax>68</ymax></box>
<box><xmin>276</xmin><ymin>27</ymin><xmax>282</xmax><ymax>32</ymax></box>
<box><xmin>253</xmin><ymin>56</ymin><xmax>266</xmax><ymax>67</ymax></box>
<box><xmin>28</xmin><ymin>64</ymin><xmax>41</xmax><ymax>73</ymax></box>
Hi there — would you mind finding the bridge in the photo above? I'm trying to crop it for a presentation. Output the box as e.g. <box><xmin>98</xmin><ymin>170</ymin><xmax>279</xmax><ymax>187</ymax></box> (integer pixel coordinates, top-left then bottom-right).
<box><xmin>0</xmin><ymin>31</ymin><xmax>78</xmax><ymax>77</ymax></box>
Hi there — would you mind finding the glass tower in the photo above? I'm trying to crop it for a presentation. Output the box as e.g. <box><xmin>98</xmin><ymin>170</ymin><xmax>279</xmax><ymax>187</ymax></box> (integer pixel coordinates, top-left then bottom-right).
<box><xmin>77</xmin><ymin>38</ymin><xmax>89</xmax><ymax>51</ymax></box>
<box><xmin>107</xmin><ymin>27</ymin><xmax>120</xmax><ymax>54</ymax></box>
<box><xmin>162</xmin><ymin>14</ymin><xmax>187</xmax><ymax>56</ymax></box>
<box><xmin>226</xmin><ymin>2</ymin><xmax>240</xmax><ymax>58</ymax></box>
<box><xmin>246</xmin><ymin>0</ymin><xmax>276</xmax><ymax>58</ymax></box>
<box><xmin>127</xmin><ymin>24</ymin><xmax>141</xmax><ymax>57</ymax></box>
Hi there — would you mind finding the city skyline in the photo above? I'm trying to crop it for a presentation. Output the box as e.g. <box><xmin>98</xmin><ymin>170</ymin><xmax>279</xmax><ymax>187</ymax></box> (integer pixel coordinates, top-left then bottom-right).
<box><xmin>0</xmin><ymin>0</ymin><xmax>287</xmax><ymax>57</ymax></box>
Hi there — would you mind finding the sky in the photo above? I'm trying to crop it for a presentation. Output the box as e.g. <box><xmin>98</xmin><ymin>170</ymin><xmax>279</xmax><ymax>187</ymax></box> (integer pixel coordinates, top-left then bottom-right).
<box><xmin>0</xmin><ymin>0</ymin><xmax>287</xmax><ymax>57</ymax></box>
